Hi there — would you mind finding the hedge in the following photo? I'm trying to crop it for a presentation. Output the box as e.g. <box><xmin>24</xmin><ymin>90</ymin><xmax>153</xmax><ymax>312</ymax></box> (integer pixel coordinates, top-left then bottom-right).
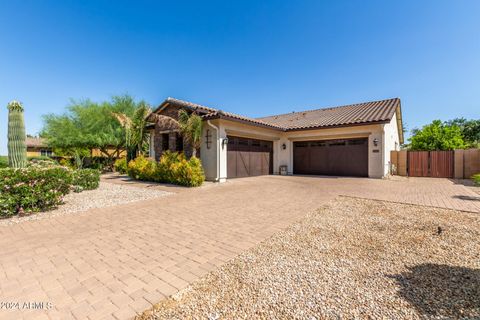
<box><xmin>0</xmin><ymin>167</ymin><xmax>72</xmax><ymax>217</ymax></box>
<box><xmin>127</xmin><ymin>152</ymin><xmax>205</xmax><ymax>187</ymax></box>
<box><xmin>0</xmin><ymin>166</ymin><xmax>100</xmax><ymax>217</ymax></box>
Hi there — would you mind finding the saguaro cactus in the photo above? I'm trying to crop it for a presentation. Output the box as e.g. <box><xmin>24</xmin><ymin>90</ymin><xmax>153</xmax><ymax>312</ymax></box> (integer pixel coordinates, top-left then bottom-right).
<box><xmin>7</xmin><ymin>100</ymin><xmax>27</xmax><ymax>168</ymax></box>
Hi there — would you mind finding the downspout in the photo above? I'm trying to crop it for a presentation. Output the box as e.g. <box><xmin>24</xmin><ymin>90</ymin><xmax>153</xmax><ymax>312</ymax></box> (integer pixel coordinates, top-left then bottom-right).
<box><xmin>207</xmin><ymin>120</ymin><xmax>220</xmax><ymax>182</ymax></box>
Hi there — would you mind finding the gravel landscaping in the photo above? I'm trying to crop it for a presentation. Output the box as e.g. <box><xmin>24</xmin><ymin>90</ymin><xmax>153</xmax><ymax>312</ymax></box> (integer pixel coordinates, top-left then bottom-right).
<box><xmin>139</xmin><ymin>197</ymin><xmax>480</xmax><ymax>320</ymax></box>
<box><xmin>0</xmin><ymin>181</ymin><xmax>171</xmax><ymax>226</ymax></box>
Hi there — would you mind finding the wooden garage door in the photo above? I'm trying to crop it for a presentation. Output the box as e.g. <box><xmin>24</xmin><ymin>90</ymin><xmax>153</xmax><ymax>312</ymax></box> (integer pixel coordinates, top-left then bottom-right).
<box><xmin>293</xmin><ymin>138</ymin><xmax>368</xmax><ymax>177</ymax></box>
<box><xmin>227</xmin><ymin>136</ymin><xmax>273</xmax><ymax>178</ymax></box>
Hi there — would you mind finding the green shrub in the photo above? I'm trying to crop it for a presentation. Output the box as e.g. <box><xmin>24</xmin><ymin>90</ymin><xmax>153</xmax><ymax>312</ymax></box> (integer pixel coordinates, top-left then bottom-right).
<box><xmin>127</xmin><ymin>155</ymin><xmax>160</xmax><ymax>181</ymax></box>
<box><xmin>28</xmin><ymin>157</ymin><xmax>58</xmax><ymax>168</ymax></box>
<box><xmin>114</xmin><ymin>157</ymin><xmax>128</xmax><ymax>174</ymax></box>
<box><xmin>0</xmin><ymin>167</ymin><xmax>72</xmax><ymax>217</ymax></box>
<box><xmin>27</xmin><ymin>155</ymin><xmax>53</xmax><ymax>161</ymax></box>
<box><xmin>0</xmin><ymin>156</ymin><xmax>8</xmax><ymax>168</ymax></box>
<box><xmin>59</xmin><ymin>158</ymin><xmax>75</xmax><ymax>169</ymax></box>
<box><xmin>473</xmin><ymin>173</ymin><xmax>480</xmax><ymax>186</ymax></box>
<box><xmin>83</xmin><ymin>156</ymin><xmax>115</xmax><ymax>172</ymax></box>
<box><xmin>127</xmin><ymin>152</ymin><xmax>205</xmax><ymax>187</ymax></box>
<box><xmin>72</xmin><ymin>169</ymin><xmax>100</xmax><ymax>191</ymax></box>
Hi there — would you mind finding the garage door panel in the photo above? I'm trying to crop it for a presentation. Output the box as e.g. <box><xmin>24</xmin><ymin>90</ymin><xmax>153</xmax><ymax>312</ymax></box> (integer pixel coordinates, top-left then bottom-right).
<box><xmin>237</xmin><ymin>151</ymin><xmax>250</xmax><ymax>177</ymax></box>
<box><xmin>227</xmin><ymin>136</ymin><xmax>273</xmax><ymax>178</ymax></box>
<box><xmin>293</xmin><ymin>138</ymin><xmax>368</xmax><ymax>177</ymax></box>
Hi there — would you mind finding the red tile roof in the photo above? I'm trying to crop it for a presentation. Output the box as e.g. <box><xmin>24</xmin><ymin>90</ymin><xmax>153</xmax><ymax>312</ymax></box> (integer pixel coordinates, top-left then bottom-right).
<box><xmin>154</xmin><ymin>97</ymin><xmax>403</xmax><ymax>141</ymax></box>
<box><xmin>258</xmin><ymin>98</ymin><xmax>400</xmax><ymax>130</ymax></box>
<box><xmin>26</xmin><ymin>137</ymin><xmax>48</xmax><ymax>148</ymax></box>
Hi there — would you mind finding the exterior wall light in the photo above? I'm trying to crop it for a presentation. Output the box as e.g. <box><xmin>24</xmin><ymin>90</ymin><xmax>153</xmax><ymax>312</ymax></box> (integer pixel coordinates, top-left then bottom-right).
<box><xmin>222</xmin><ymin>137</ymin><xmax>229</xmax><ymax>148</ymax></box>
<box><xmin>373</xmin><ymin>138</ymin><xmax>379</xmax><ymax>147</ymax></box>
<box><xmin>282</xmin><ymin>143</ymin><xmax>287</xmax><ymax>150</ymax></box>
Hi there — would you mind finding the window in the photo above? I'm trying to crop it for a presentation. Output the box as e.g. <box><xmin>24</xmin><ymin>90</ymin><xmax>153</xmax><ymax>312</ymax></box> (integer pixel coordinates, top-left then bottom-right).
<box><xmin>328</xmin><ymin>140</ymin><xmax>346</xmax><ymax>146</ymax></box>
<box><xmin>310</xmin><ymin>141</ymin><xmax>326</xmax><ymax>147</ymax></box>
<box><xmin>347</xmin><ymin>139</ymin><xmax>366</xmax><ymax>145</ymax></box>
<box><xmin>295</xmin><ymin>142</ymin><xmax>308</xmax><ymax>147</ymax></box>
<box><xmin>176</xmin><ymin>133</ymin><xmax>184</xmax><ymax>152</ymax></box>
<box><xmin>238</xmin><ymin>138</ymin><xmax>249</xmax><ymax>146</ymax></box>
<box><xmin>40</xmin><ymin>149</ymin><xmax>53</xmax><ymax>157</ymax></box>
<box><xmin>162</xmin><ymin>133</ymin><xmax>169</xmax><ymax>151</ymax></box>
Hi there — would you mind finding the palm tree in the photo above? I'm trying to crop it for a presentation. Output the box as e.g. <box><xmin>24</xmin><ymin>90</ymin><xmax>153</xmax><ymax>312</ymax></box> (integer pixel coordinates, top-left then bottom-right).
<box><xmin>178</xmin><ymin>109</ymin><xmax>203</xmax><ymax>158</ymax></box>
<box><xmin>112</xmin><ymin>102</ymin><xmax>153</xmax><ymax>162</ymax></box>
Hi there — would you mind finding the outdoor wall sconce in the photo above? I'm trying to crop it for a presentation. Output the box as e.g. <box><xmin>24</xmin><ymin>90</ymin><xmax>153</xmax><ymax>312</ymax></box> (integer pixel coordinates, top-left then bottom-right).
<box><xmin>205</xmin><ymin>129</ymin><xmax>212</xmax><ymax>149</ymax></box>
<box><xmin>373</xmin><ymin>138</ymin><xmax>379</xmax><ymax>147</ymax></box>
<box><xmin>222</xmin><ymin>137</ymin><xmax>229</xmax><ymax>148</ymax></box>
<box><xmin>282</xmin><ymin>143</ymin><xmax>287</xmax><ymax>150</ymax></box>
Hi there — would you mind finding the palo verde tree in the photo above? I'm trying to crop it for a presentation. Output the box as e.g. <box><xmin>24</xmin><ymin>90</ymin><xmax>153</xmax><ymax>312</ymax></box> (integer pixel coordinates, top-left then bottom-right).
<box><xmin>41</xmin><ymin>95</ymin><xmax>139</xmax><ymax>164</ymax></box>
<box><xmin>7</xmin><ymin>100</ymin><xmax>27</xmax><ymax>168</ymax></box>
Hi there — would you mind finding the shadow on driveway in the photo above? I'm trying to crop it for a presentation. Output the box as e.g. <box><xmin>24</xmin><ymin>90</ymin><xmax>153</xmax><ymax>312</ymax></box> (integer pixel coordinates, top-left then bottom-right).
<box><xmin>389</xmin><ymin>263</ymin><xmax>480</xmax><ymax>318</ymax></box>
<box><xmin>453</xmin><ymin>195</ymin><xmax>480</xmax><ymax>202</ymax></box>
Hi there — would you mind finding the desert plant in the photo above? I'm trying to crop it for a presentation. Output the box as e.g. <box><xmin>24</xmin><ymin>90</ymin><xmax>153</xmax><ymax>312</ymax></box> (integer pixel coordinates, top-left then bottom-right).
<box><xmin>0</xmin><ymin>156</ymin><xmax>8</xmax><ymax>169</ymax></box>
<box><xmin>0</xmin><ymin>166</ymin><xmax>72</xmax><ymax>217</ymax></box>
<box><xmin>71</xmin><ymin>169</ymin><xmax>100</xmax><ymax>191</ymax></box>
<box><xmin>114</xmin><ymin>157</ymin><xmax>128</xmax><ymax>173</ymax></box>
<box><xmin>127</xmin><ymin>152</ymin><xmax>204</xmax><ymax>187</ymax></box>
<box><xmin>112</xmin><ymin>102</ymin><xmax>153</xmax><ymax>162</ymax></box>
<box><xmin>473</xmin><ymin>174</ymin><xmax>480</xmax><ymax>186</ymax></box>
<box><xmin>178</xmin><ymin>109</ymin><xmax>202</xmax><ymax>158</ymax></box>
<box><xmin>7</xmin><ymin>100</ymin><xmax>27</xmax><ymax>168</ymax></box>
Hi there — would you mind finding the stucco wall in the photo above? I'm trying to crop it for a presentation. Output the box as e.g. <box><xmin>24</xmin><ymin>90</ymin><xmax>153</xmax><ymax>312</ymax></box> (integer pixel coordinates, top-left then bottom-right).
<box><xmin>279</xmin><ymin>124</ymin><xmax>385</xmax><ymax>177</ymax></box>
<box><xmin>201</xmin><ymin>120</ymin><xmax>220</xmax><ymax>181</ymax></box>
<box><xmin>382</xmin><ymin>112</ymin><xmax>400</xmax><ymax>176</ymax></box>
<box><xmin>202</xmin><ymin>117</ymin><xmax>400</xmax><ymax>181</ymax></box>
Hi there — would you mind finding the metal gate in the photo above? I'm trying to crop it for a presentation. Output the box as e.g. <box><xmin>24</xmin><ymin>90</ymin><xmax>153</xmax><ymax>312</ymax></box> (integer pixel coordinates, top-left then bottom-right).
<box><xmin>408</xmin><ymin>151</ymin><xmax>454</xmax><ymax>178</ymax></box>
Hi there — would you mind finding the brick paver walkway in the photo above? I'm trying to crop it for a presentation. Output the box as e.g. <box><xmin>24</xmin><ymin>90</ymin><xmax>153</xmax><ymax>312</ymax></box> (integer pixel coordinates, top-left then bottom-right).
<box><xmin>0</xmin><ymin>176</ymin><xmax>478</xmax><ymax>319</ymax></box>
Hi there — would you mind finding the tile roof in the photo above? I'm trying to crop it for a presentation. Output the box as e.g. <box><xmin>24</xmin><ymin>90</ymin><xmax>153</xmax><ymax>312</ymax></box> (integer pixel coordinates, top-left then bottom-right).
<box><xmin>257</xmin><ymin>98</ymin><xmax>400</xmax><ymax>130</ymax></box>
<box><xmin>26</xmin><ymin>137</ymin><xmax>47</xmax><ymax>148</ymax></box>
<box><xmin>157</xmin><ymin>97</ymin><xmax>401</xmax><ymax>133</ymax></box>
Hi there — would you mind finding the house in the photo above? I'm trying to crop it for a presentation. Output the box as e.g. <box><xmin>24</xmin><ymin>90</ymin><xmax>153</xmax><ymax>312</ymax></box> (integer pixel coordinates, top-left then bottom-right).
<box><xmin>26</xmin><ymin>137</ymin><xmax>126</xmax><ymax>158</ymax></box>
<box><xmin>148</xmin><ymin>97</ymin><xmax>404</xmax><ymax>181</ymax></box>
<box><xmin>26</xmin><ymin>137</ymin><xmax>54</xmax><ymax>157</ymax></box>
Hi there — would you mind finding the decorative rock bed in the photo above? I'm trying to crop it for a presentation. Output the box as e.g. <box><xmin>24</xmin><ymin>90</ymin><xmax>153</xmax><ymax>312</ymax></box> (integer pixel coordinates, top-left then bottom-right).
<box><xmin>139</xmin><ymin>197</ymin><xmax>480</xmax><ymax>320</ymax></box>
<box><xmin>0</xmin><ymin>181</ymin><xmax>171</xmax><ymax>226</ymax></box>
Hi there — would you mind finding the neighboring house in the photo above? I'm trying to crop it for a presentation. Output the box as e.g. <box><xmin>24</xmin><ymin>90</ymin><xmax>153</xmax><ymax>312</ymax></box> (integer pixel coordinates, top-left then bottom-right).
<box><xmin>148</xmin><ymin>97</ymin><xmax>404</xmax><ymax>181</ymax></box>
<box><xmin>26</xmin><ymin>137</ymin><xmax>54</xmax><ymax>157</ymax></box>
<box><xmin>25</xmin><ymin>137</ymin><xmax>125</xmax><ymax>158</ymax></box>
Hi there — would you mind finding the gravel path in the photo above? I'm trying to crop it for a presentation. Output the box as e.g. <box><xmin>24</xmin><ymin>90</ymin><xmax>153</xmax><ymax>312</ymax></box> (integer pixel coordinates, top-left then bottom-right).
<box><xmin>0</xmin><ymin>182</ymin><xmax>171</xmax><ymax>226</ymax></box>
<box><xmin>139</xmin><ymin>197</ymin><xmax>480</xmax><ymax>320</ymax></box>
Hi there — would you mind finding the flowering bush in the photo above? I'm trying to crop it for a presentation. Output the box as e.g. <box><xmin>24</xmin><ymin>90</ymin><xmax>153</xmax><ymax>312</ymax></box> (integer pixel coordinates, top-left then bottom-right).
<box><xmin>113</xmin><ymin>157</ymin><xmax>128</xmax><ymax>174</ymax></box>
<box><xmin>72</xmin><ymin>169</ymin><xmax>100</xmax><ymax>191</ymax></box>
<box><xmin>0</xmin><ymin>166</ymin><xmax>101</xmax><ymax>217</ymax></box>
<box><xmin>127</xmin><ymin>152</ymin><xmax>205</xmax><ymax>187</ymax></box>
<box><xmin>0</xmin><ymin>167</ymin><xmax>72</xmax><ymax>217</ymax></box>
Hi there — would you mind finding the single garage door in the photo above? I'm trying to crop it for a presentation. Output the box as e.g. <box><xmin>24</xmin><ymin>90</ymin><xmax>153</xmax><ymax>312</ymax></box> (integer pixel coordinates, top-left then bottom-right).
<box><xmin>227</xmin><ymin>136</ymin><xmax>273</xmax><ymax>178</ymax></box>
<box><xmin>293</xmin><ymin>138</ymin><xmax>368</xmax><ymax>177</ymax></box>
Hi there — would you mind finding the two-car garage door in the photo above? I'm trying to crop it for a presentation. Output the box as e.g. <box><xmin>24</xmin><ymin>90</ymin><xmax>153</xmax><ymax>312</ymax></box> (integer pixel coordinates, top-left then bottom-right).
<box><xmin>293</xmin><ymin>138</ymin><xmax>368</xmax><ymax>177</ymax></box>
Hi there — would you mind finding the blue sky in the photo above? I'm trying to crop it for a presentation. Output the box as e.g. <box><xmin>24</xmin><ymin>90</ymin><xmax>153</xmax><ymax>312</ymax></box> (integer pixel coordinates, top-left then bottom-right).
<box><xmin>1</xmin><ymin>0</ymin><xmax>479</xmax><ymax>154</ymax></box>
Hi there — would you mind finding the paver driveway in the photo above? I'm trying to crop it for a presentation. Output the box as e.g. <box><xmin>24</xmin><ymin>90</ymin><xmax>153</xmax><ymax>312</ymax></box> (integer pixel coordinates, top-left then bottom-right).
<box><xmin>0</xmin><ymin>176</ymin><xmax>478</xmax><ymax>320</ymax></box>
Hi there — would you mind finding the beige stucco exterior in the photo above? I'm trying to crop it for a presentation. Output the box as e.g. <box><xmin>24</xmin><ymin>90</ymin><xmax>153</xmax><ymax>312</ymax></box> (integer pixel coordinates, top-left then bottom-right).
<box><xmin>198</xmin><ymin>113</ymin><xmax>401</xmax><ymax>181</ymax></box>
